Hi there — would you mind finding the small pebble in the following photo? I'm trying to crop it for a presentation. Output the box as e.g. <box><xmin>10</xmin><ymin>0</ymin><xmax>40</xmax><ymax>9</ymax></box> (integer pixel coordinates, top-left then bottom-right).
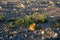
<box><xmin>25</xmin><ymin>34</ymin><xmax>27</xmax><ymax>37</ymax></box>
<box><xmin>9</xmin><ymin>36</ymin><xmax>13</xmax><ymax>39</ymax></box>
<box><xmin>4</xmin><ymin>29</ymin><xmax>9</xmax><ymax>32</ymax></box>
<box><xmin>4</xmin><ymin>27</ymin><xmax>9</xmax><ymax>32</ymax></box>
<box><xmin>49</xmin><ymin>16</ymin><xmax>55</xmax><ymax>19</ymax></box>
<box><xmin>53</xmin><ymin>33</ymin><xmax>58</xmax><ymax>38</ymax></box>
<box><xmin>41</xmin><ymin>31</ymin><xmax>45</xmax><ymax>35</ymax></box>
<box><xmin>19</xmin><ymin>3</ymin><xmax>25</xmax><ymax>9</ymax></box>
<box><xmin>57</xmin><ymin>28</ymin><xmax>59</xmax><ymax>30</ymax></box>
<box><xmin>0</xmin><ymin>37</ymin><xmax>2</xmax><ymax>39</ymax></box>
<box><xmin>5</xmin><ymin>35</ymin><xmax>8</xmax><ymax>38</ymax></box>
<box><xmin>0</xmin><ymin>31</ymin><xmax>2</xmax><ymax>33</ymax></box>
<box><xmin>59</xmin><ymin>31</ymin><xmax>60</xmax><ymax>33</ymax></box>
<box><xmin>0</xmin><ymin>6</ymin><xmax>2</xmax><ymax>9</ymax></box>
<box><xmin>42</xmin><ymin>36</ymin><xmax>44</xmax><ymax>40</ymax></box>
<box><xmin>13</xmin><ymin>8</ymin><xmax>16</xmax><ymax>11</ymax></box>
<box><xmin>11</xmin><ymin>31</ymin><xmax>18</xmax><ymax>35</ymax></box>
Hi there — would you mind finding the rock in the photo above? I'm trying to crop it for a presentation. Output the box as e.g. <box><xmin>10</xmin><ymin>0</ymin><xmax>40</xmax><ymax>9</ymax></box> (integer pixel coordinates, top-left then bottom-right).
<box><xmin>49</xmin><ymin>31</ymin><xmax>53</xmax><ymax>34</ymax></box>
<box><xmin>46</xmin><ymin>31</ymin><xmax>50</xmax><ymax>34</ymax></box>
<box><xmin>4</xmin><ymin>29</ymin><xmax>9</xmax><ymax>32</ymax></box>
<box><xmin>5</xmin><ymin>35</ymin><xmax>8</xmax><ymax>38</ymax></box>
<box><xmin>57</xmin><ymin>28</ymin><xmax>59</xmax><ymax>30</ymax></box>
<box><xmin>41</xmin><ymin>31</ymin><xmax>45</xmax><ymax>35</ymax></box>
<box><xmin>18</xmin><ymin>3</ymin><xmax>25</xmax><ymax>9</ymax></box>
<box><xmin>0</xmin><ymin>37</ymin><xmax>2</xmax><ymax>39</ymax></box>
<box><xmin>0</xmin><ymin>6</ymin><xmax>2</xmax><ymax>9</ymax></box>
<box><xmin>49</xmin><ymin>16</ymin><xmax>55</xmax><ymax>19</ymax></box>
<box><xmin>10</xmin><ymin>31</ymin><xmax>18</xmax><ymax>37</ymax></box>
<box><xmin>0</xmin><ymin>31</ymin><xmax>2</xmax><ymax>33</ymax></box>
<box><xmin>32</xmin><ymin>8</ymin><xmax>38</xmax><ymax>11</ymax></box>
<box><xmin>11</xmin><ymin>31</ymin><xmax>18</xmax><ymax>35</ymax></box>
<box><xmin>59</xmin><ymin>31</ymin><xmax>60</xmax><ymax>33</ymax></box>
<box><xmin>53</xmin><ymin>33</ymin><xmax>58</xmax><ymax>38</ymax></box>
<box><xmin>4</xmin><ymin>27</ymin><xmax>9</xmax><ymax>32</ymax></box>
<box><xmin>34</xmin><ymin>30</ymin><xmax>41</xmax><ymax>35</ymax></box>
<box><xmin>13</xmin><ymin>8</ymin><xmax>16</xmax><ymax>11</ymax></box>
<box><xmin>9</xmin><ymin>36</ymin><xmax>13</xmax><ymax>39</ymax></box>
<box><xmin>34</xmin><ymin>31</ymin><xmax>37</xmax><ymax>35</ymax></box>
<box><xmin>42</xmin><ymin>36</ymin><xmax>44</xmax><ymax>40</ymax></box>
<box><xmin>25</xmin><ymin>34</ymin><xmax>27</xmax><ymax>37</ymax></box>
<box><xmin>49</xmin><ymin>1</ymin><xmax>54</xmax><ymax>5</ymax></box>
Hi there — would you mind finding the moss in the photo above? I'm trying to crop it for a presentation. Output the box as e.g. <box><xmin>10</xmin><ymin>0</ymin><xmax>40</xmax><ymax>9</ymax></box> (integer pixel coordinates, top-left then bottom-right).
<box><xmin>0</xmin><ymin>16</ymin><xmax>5</xmax><ymax>22</ymax></box>
<box><xmin>57</xmin><ymin>17</ymin><xmax>60</xmax><ymax>23</ymax></box>
<box><xmin>29</xmin><ymin>15</ymin><xmax>35</xmax><ymax>20</ymax></box>
<box><xmin>8</xmin><ymin>18</ymin><xmax>17</xmax><ymax>22</ymax></box>
<box><xmin>24</xmin><ymin>15</ymin><xmax>35</xmax><ymax>26</ymax></box>
<box><xmin>7</xmin><ymin>14</ymin><xmax>47</xmax><ymax>27</ymax></box>
<box><xmin>15</xmin><ymin>18</ymin><xmax>24</xmax><ymax>25</ymax></box>
<box><xmin>55</xmin><ymin>23</ymin><xmax>60</xmax><ymax>28</ymax></box>
<box><xmin>55</xmin><ymin>17</ymin><xmax>60</xmax><ymax>28</ymax></box>
<box><xmin>9</xmin><ymin>22</ymin><xmax>16</xmax><ymax>29</ymax></box>
<box><xmin>24</xmin><ymin>16</ymin><xmax>30</xmax><ymax>25</ymax></box>
<box><xmin>38</xmin><ymin>14</ymin><xmax>47</xmax><ymax>23</ymax></box>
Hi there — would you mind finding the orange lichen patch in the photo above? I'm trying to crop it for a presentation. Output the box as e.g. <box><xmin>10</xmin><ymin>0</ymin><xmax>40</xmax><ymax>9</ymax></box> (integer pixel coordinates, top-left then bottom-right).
<box><xmin>29</xmin><ymin>23</ymin><xmax>36</xmax><ymax>31</ymax></box>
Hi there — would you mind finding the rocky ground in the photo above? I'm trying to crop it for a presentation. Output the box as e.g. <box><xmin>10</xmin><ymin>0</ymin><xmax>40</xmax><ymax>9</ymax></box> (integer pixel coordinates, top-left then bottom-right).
<box><xmin>0</xmin><ymin>0</ymin><xmax>60</xmax><ymax>40</ymax></box>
